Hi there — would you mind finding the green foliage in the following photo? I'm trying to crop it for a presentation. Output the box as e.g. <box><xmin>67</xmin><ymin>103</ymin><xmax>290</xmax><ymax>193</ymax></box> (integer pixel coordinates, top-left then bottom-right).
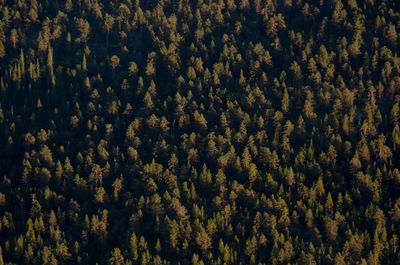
<box><xmin>0</xmin><ymin>0</ymin><xmax>400</xmax><ymax>264</ymax></box>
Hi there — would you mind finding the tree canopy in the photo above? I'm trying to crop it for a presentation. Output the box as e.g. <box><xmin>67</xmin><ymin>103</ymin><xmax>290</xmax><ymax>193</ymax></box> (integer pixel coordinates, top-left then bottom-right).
<box><xmin>0</xmin><ymin>0</ymin><xmax>400</xmax><ymax>264</ymax></box>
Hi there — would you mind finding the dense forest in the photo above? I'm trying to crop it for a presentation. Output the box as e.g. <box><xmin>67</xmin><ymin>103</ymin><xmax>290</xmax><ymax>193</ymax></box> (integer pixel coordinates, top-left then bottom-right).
<box><xmin>0</xmin><ymin>0</ymin><xmax>400</xmax><ymax>264</ymax></box>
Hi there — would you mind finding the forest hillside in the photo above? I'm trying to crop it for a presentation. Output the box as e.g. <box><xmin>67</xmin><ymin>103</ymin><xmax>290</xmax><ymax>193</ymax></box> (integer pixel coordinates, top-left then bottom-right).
<box><xmin>1</xmin><ymin>0</ymin><xmax>400</xmax><ymax>264</ymax></box>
